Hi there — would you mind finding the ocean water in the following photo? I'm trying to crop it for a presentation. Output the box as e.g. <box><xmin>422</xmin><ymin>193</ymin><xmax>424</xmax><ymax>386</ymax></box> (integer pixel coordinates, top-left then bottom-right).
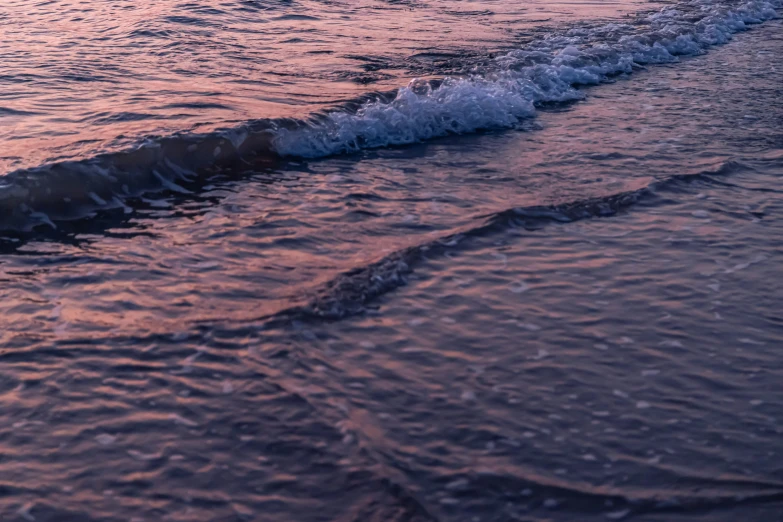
<box><xmin>1</xmin><ymin>0</ymin><xmax>782</xmax><ymax>521</ymax></box>
<box><xmin>0</xmin><ymin>0</ymin><xmax>648</xmax><ymax>175</ymax></box>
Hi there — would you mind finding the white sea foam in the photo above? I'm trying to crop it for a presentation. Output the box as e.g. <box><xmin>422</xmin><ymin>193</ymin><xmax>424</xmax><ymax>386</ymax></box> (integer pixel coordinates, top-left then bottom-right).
<box><xmin>272</xmin><ymin>0</ymin><xmax>780</xmax><ymax>158</ymax></box>
<box><xmin>273</xmin><ymin>77</ymin><xmax>540</xmax><ymax>157</ymax></box>
<box><xmin>0</xmin><ymin>0</ymin><xmax>779</xmax><ymax>231</ymax></box>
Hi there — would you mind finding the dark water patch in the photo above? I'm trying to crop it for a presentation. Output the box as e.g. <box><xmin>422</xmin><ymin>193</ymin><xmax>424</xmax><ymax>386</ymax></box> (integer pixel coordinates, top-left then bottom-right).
<box><xmin>434</xmin><ymin>470</ymin><xmax>783</xmax><ymax>519</ymax></box>
<box><xmin>160</xmin><ymin>101</ymin><xmax>234</xmax><ymax>111</ymax></box>
<box><xmin>91</xmin><ymin>112</ymin><xmax>158</xmax><ymax>125</ymax></box>
<box><xmin>0</xmin><ymin>107</ymin><xmax>40</xmax><ymax>116</ymax></box>
<box><xmin>164</xmin><ymin>15</ymin><xmax>216</xmax><ymax>27</ymax></box>
<box><xmin>272</xmin><ymin>13</ymin><xmax>320</xmax><ymax>21</ymax></box>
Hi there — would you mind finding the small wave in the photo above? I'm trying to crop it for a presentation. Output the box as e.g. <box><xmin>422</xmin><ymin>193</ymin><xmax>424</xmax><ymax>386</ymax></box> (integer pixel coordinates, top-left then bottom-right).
<box><xmin>238</xmin><ymin>162</ymin><xmax>744</xmax><ymax>325</ymax></box>
<box><xmin>0</xmin><ymin>107</ymin><xmax>40</xmax><ymax>116</ymax></box>
<box><xmin>435</xmin><ymin>468</ymin><xmax>783</xmax><ymax>519</ymax></box>
<box><xmin>272</xmin><ymin>14</ymin><xmax>321</xmax><ymax>21</ymax></box>
<box><xmin>286</xmin><ymin>190</ymin><xmax>649</xmax><ymax>321</ymax></box>
<box><xmin>0</xmin><ymin>123</ymin><xmax>277</xmax><ymax>231</ymax></box>
<box><xmin>0</xmin><ymin>0</ymin><xmax>778</xmax><ymax>232</ymax></box>
<box><xmin>271</xmin><ymin>0</ymin><xmax>780</xmax><ymax>156</ymax></box>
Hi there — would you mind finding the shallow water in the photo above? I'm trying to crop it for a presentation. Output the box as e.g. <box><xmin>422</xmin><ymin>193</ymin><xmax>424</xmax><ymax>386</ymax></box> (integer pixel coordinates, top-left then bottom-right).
<box><xmin>1</xmin><ymin>1</ymin><xmax>783</xmax><ymax>521</ymax></box>
<box><xmin>0</xmin><ymin>0</ymin><xmax>648</xmax><ymax>173</ymax></box>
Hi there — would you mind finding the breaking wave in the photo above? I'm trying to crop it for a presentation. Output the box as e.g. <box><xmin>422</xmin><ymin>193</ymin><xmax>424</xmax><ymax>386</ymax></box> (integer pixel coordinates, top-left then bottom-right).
<box><xmin>0</xmin><ymin>0</ymin><xmax>779</xmax><ymax>232</ymax></box>
<box><xmin>273</xmin><ymin>0</ymin><xmax>780</xmax><ymax>156</ymax></box>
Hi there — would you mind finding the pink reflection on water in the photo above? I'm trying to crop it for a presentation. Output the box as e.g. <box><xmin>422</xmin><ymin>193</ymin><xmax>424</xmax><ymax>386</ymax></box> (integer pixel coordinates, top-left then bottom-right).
<box><xmin>0</xmin><ymin>0</ymin><xmax>651</xmax><ymax>173</ymax></box>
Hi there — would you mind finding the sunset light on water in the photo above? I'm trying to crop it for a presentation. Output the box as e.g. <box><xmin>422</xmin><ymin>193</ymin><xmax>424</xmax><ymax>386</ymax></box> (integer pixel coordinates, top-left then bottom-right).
<box><xmin>1</xmin><ymin>1</ymin><xmax>782</xmax><ymax>520</ymax></box>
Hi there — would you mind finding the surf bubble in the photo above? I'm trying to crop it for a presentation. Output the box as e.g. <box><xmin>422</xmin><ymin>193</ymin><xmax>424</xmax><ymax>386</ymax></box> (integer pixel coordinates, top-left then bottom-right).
<box><xmin>272</xmin><ymin>0</ymin><xmax>781</xmax><ymax>160</ymax></box>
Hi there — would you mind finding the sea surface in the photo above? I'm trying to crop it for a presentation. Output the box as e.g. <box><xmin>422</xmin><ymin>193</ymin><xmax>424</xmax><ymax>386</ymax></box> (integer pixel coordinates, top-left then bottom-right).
<box><xmin>1</xmin><ymin>0</ymin><xmax>782</xmax><ymax>521</ymax></box>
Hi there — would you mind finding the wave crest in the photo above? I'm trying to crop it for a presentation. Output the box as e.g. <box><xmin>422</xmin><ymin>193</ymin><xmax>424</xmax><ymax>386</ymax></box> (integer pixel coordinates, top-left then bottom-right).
<box><xmin>0</xmin><ymin>0</ymin><xmax>779</xmax><ymax>232</ymax></box>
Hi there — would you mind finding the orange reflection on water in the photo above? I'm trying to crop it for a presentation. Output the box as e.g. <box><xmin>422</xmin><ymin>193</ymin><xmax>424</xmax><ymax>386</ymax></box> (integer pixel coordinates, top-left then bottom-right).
<box><xmin>0</xmin><ymin>0</ymin><xmax>653</xmax><ymax>174</ymax></box>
